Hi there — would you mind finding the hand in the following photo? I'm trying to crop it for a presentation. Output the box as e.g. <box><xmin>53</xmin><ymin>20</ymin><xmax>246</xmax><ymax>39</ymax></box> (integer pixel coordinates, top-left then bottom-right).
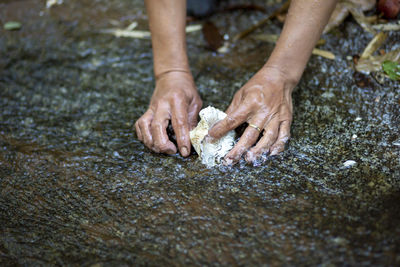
<box><xmin>208</xmin><ymin>67</ymin><xmax>294</xmax><ymax>165</ymax></box>
<box><xmin>135</xmin><ymin>71</ymin><xmax>202</xmax><ymax>157</ymax></box>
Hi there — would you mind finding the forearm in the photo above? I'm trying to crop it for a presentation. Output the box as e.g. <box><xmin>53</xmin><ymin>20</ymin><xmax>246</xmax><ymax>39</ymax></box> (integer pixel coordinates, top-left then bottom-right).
<box><xmin>265</xmin><ymin>0</ymin><xmax>338</xmax><ymax>86</ymax></box>
<box><xmin>145</xmin><ymin>0</ymin><xmax>190</xmax><ymax>78</ymax></box>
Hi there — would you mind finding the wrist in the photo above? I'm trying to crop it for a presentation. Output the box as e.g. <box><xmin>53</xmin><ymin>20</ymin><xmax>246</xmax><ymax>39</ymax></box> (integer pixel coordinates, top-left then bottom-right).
<box><xmin>155</xmin><ymin>69</ymin><xmax>197</xmax><ymax>92</ymax></box>
<box><xmin>155</xmin><ymin>68</ymin><xmax>192</xmax><ymax>81</ymax></box>
<box><xmin>259</xmin><ymin>65</ymin><xmax>299</xmax><ymax>93</ymax></box>
<box><xmin>152</xmin><ymin>42</ymin><xmax>190</xmax><ymax>79</ymax></box>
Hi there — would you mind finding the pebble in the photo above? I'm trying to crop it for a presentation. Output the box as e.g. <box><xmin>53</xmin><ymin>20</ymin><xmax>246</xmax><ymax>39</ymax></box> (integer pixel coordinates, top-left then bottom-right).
<box><xmin>343</xmin><ymin>160</ymin><xmax>357</xmax><ymax>167</ymax></box>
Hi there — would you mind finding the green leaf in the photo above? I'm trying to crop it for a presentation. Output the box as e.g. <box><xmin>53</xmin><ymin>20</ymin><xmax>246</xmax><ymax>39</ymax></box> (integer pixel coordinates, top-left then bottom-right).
<box><xmin>382</xmin><ymin>60</ymin><xmax>400</xmax><ymax>81</ymax></box>
<box><xmin>4</xmin><ymin>21</ymin><xmax>22</xmax><ymax>31</ymax></box>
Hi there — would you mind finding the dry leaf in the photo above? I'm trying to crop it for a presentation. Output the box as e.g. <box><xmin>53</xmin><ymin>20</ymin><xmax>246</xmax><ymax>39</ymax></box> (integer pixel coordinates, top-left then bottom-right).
<box><xmin>202</xmin><ymin>21</ymin><xmax>224</xmax><ymax>51</ymax></box>
<box><xmin>312</xmin><ymin>48</ymin><xmax>336</xmax><ymax>60</ymax></box>
<box><xmin>324</xmin><ymin>2</ymin><xmax>351</xmax><ymax>33</ymax></box>
<box><xmin>360</xmin><ymin>32</ymin><xmax>388</xmax><ymax>59</ymax></box>
<box><xmin>349</xmin><ymin>7</ymin><xmax>376</xmax><ymax>34</ymax></box>
<box><xmin>372</xmin><ymin>20</ymin><xmax>400</xmax><ymax>31</ymax></box>
<box><xmin>356</xmin><ymin>48</ymin><xmax>400</xmax><ymax>73</ymax></box>
<box><xmin>324</xmin><ymin>0</ymin><xmax>376</xmax><ymax>33</ymax></box>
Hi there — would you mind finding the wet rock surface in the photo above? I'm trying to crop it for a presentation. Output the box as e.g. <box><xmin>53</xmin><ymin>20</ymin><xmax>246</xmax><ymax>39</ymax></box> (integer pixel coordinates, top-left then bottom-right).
<box><xmin>1</xmin><ymin>0</ymin><xmax>399</xmax><ymax>265</ymax></box>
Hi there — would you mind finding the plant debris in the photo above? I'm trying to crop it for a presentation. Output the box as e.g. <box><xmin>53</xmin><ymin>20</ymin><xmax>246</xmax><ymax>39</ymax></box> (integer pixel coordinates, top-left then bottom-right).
<box><xmin>360</xmin><ymin>32</ymin><xmax>388</xmax><ymax>59</ymax></box>
<box><xmin>355</xmin><ymin>31</ymin><xmax>400</xmax><ymax>76</ymax></box>
<box><xmin>356</xmin><ymin>48</ymin><xmax>400</xmax><ymax>74</ymax></box>
<box><xmin>46</xmin><ymin>0</ymin><xmax>63</xmax><ymax>9</ymax></box>
<box><xmin>312</xmin><ymin>48</ymin><xmax>336</xmax><ymax>60</ymax></box>
<box><xmin>202</xmin><ymin>21</ymin><xmax>224</xmax><ymax>51</ymax></box>
<box><xmin>324</xmin><ymin>0</ymin><xmax>376</xmax><ymax>34</ymax></box>
<box><xmin>382</xmin><ymin>60</ymin><xmax>400</xmax><ymax>80</ymax></box>
<box><xmin>4</xmin><ymin>21</ymin><xmax>22</xmax><ymax>31</ymax></box>
<box><xmin>99</xmin><ymin>28</ymin><xmax>151</xmax><ymax>39</ymax></box>
<box><xmin>100</xmin><ymin>24</ymin><xmax>202</xmax><ymax>39</ymax></box>
<box><xmin>372</xmin><ymin>20</ymin><xmax>400</xmax><ymax>31</ymax></box>
<box><xmin>233</xmin><ymin>0</ymin><xmax>290</xmax><ymax>42</ymax></box>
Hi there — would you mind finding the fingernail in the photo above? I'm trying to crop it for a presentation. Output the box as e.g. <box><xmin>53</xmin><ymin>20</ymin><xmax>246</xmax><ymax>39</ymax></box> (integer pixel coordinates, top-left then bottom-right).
<box><xmin>245</xmin><ymin>151</ymin><xmax>255</xmax><ymax>162</ymax></box>
<box><xmin>180</xmin><ymin>147</ymin><xmax>189</xmax><ymax>157</ymax></box>
<box><xmin>269</xmin><ymin>148</ymin><xmax>279</xmax><ymax>156</ymax></box>
<box><xmin>223</xmin><ymin>157</ymin><xmax>233</xmax><ymax>166</ymax></box>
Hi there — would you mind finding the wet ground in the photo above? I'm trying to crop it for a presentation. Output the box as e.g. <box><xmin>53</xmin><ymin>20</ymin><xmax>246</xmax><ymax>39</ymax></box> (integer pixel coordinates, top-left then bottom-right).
<box><xmin>1</xmin><ymin>0</ymin><xmax>399</xmax><ymax>265</ymax></box>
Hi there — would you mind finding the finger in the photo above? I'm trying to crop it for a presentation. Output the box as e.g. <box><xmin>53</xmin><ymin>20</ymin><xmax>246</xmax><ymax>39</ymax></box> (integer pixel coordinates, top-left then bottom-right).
<box><xmin>245</xmin><ymin>119</ymin><xmax>280</xmax><ymax>163</ymax></box>
<box><xmin>137</xmin><ymin>110</ymin><xmax>154</xmax><ymax>149</ymax></box>
<box><xmin>188</xmin><ymin>98</ymin><xmax>202</xmax><ymax>130</ymax></box>
<box><xmin>224</xmin><ymin>117</ymin><xmax>265</xmax><ymax>164</ymax></box>
<box><xmin>171</xmin><ymin>100</ymin><xmax>191</xmax><ymax>157</ymax></box>
<box><xmin>151</xmin><ymin>106</ymin><xmax>177</xmax><ymax>154</ymax></box>
<box><xmin>225</xmin><ymin>90</ymin><xmax>242</xmax><ymax>115</ymax></box>
<box><xmin>135</xmin><ymin>120</ymin><xmax>143</xmax><ymax>141</ymax></box>
<box><xmin>269</xmin><ymin>120</ymin><xmax>291</xmax><ymax>156</ymax></box>
<box><xmin>208</xmin><ymin>104</ymin><xmax>251</xmax><ymax>140</ymax></box>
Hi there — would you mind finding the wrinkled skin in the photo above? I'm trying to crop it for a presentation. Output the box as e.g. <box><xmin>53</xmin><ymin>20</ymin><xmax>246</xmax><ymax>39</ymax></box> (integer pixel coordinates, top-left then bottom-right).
<box><xmin>135</xmin><ymin>71</ymin><xmax>202</xmax><ymax>157</ymax></box>
<box><xmin>207</xmin><ymin>67</ymin><xmax>293</xmax><ymax>165</ymax></box>
<box><xmin>137</xmin><ymin>0</ymin><xmax>337</xmax><ymax>165</ymax></box>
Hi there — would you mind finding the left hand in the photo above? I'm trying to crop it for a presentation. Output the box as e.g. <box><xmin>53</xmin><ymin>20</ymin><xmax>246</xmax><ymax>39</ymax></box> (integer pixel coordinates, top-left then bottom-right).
<box><xmin>207</xmin><ymin>66</ymin><xmax>295</xmax><ymax>165</ymax></box>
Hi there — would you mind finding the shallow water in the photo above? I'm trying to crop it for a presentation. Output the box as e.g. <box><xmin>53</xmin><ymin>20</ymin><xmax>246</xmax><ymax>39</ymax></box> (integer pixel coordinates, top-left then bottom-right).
<box><xmin>1</xmin><ymin>0</ymin><xmax>399</xmax><ymax>265</ymax></box>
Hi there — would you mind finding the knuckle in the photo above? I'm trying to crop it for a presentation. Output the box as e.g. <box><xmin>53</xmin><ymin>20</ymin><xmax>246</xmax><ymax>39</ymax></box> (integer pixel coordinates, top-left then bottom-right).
<box><xmin>143</xmin><ymin>134</ymin><xmax>153</xmax><ymax>145</ymax></box>
<box><xmin>139</xmin><ymin>119</ymin><xmax>149</xmax><ymax>129</ymax></box>
<box><xmin>225</xmin><ymin>115</ymin><xmax>238</xmax><ymax>125</ymax></box>
<box><xmin>272</xmin><ymin>143</ymin><xmax>285</xmax><ymax>153</ymax></box>
<box><xmin>194</xmin><ymin>99</ymin><xmax>203</xmax><ymax>112</ymax></box>
<box><xmin>135</xmin><ymin>121</ymin><xmax>141</xmax><ymax>131</ymax></box>
<box><xmin>280</xmin><ymin>134</ymin><xmax>290</xmax><ymax>143</ymax></box>
<box><xmin>265</xmin><ymin>129</ymin><xmax>276</xmax><ymax>137</ymax></box>
<box><xmin>173</xmin><ymin>112</ymin><xmax>187</xmax><ymax>124</ymax></box>
<box><xmin>150</xmin><ymin>119</ymin><xmax>163</xmax><ymax>131</ymax></box>
<box><xmin>175</xmin><ymin>120</ymin><xmax>186</xmax><ymax>128</ymax></box>
<box><xmin>144</xmin><ymin>142</ymin><xmax>153</xmax><ymax>150</ymax></box>
<box><xmin>138</xmin><ymin>112</ymin><xmax>152</xmax><ymax>123</ymax></box>
<box><xmin>136</xmin><ymin>117</ymin><xmax>143</xmax><ymax>125</ymax></box>
<box><xmin>157</xmin><ymin>143</ymin><xmax>171</xmax><ymax>153</ymax></box>
<box><xmin>170</xmin><ymin>92</ymin><xmax>186</xmax><ymax>104</ymax></box>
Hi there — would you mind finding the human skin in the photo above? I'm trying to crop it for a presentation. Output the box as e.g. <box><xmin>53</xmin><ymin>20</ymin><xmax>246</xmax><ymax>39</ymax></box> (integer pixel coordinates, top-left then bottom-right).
<box><xmin>135</xmin><ymin>0</ymin><xmax>338</xmax><ymax>164</ymax></box>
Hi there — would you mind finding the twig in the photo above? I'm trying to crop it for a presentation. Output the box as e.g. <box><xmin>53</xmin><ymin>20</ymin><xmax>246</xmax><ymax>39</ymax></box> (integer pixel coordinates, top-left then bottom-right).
<box><xmin>99</xmin><ymin>24</ymin><xmax>202</xmax><ymax>39</ymax></box>
<box><xmin>372</xmin><ymin>20</ymin><xmax>400</xmax><ymax>31</ymax></box>
<box><xmin>312</xmin><ymin>48</ymin><xmax>335</xmax><ymax>60</ymax></box>
<box><xmin>348</xmin><ymin>7</ymin><xmax>376</xmax><ymax>34</ymax></box>
<box><xmin>99</xmin><ymin>29</ymin><xmax>151</xmax><ymax>39</ymax></box>
<box><xmin>233</xmin><ymin>0</ymin><xmax>290</xmax><ymax>42</ymax></box>
<box><xmin>360</xmin><ymin>32</ymin><xmax>388</xmax><ymax>59</ymax></box>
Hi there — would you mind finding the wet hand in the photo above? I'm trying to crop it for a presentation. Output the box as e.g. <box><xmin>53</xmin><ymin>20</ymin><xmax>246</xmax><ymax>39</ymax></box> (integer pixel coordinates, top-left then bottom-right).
<box><xmin>208</xmin><ymin>67</ymin><xmax>294</xmax><ymax>165</ymax></box>
<box><xmin>135</xmin><ymin>71</ymin><xmax>202</xmax><ymax>157</ymax></box>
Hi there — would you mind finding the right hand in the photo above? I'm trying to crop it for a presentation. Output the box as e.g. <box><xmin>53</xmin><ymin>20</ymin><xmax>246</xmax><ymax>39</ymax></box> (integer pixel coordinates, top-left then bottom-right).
<box><xmin>135</xmin><ymin>71</ymin><xmax>202</xmax><ymax>157</ymax></box>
